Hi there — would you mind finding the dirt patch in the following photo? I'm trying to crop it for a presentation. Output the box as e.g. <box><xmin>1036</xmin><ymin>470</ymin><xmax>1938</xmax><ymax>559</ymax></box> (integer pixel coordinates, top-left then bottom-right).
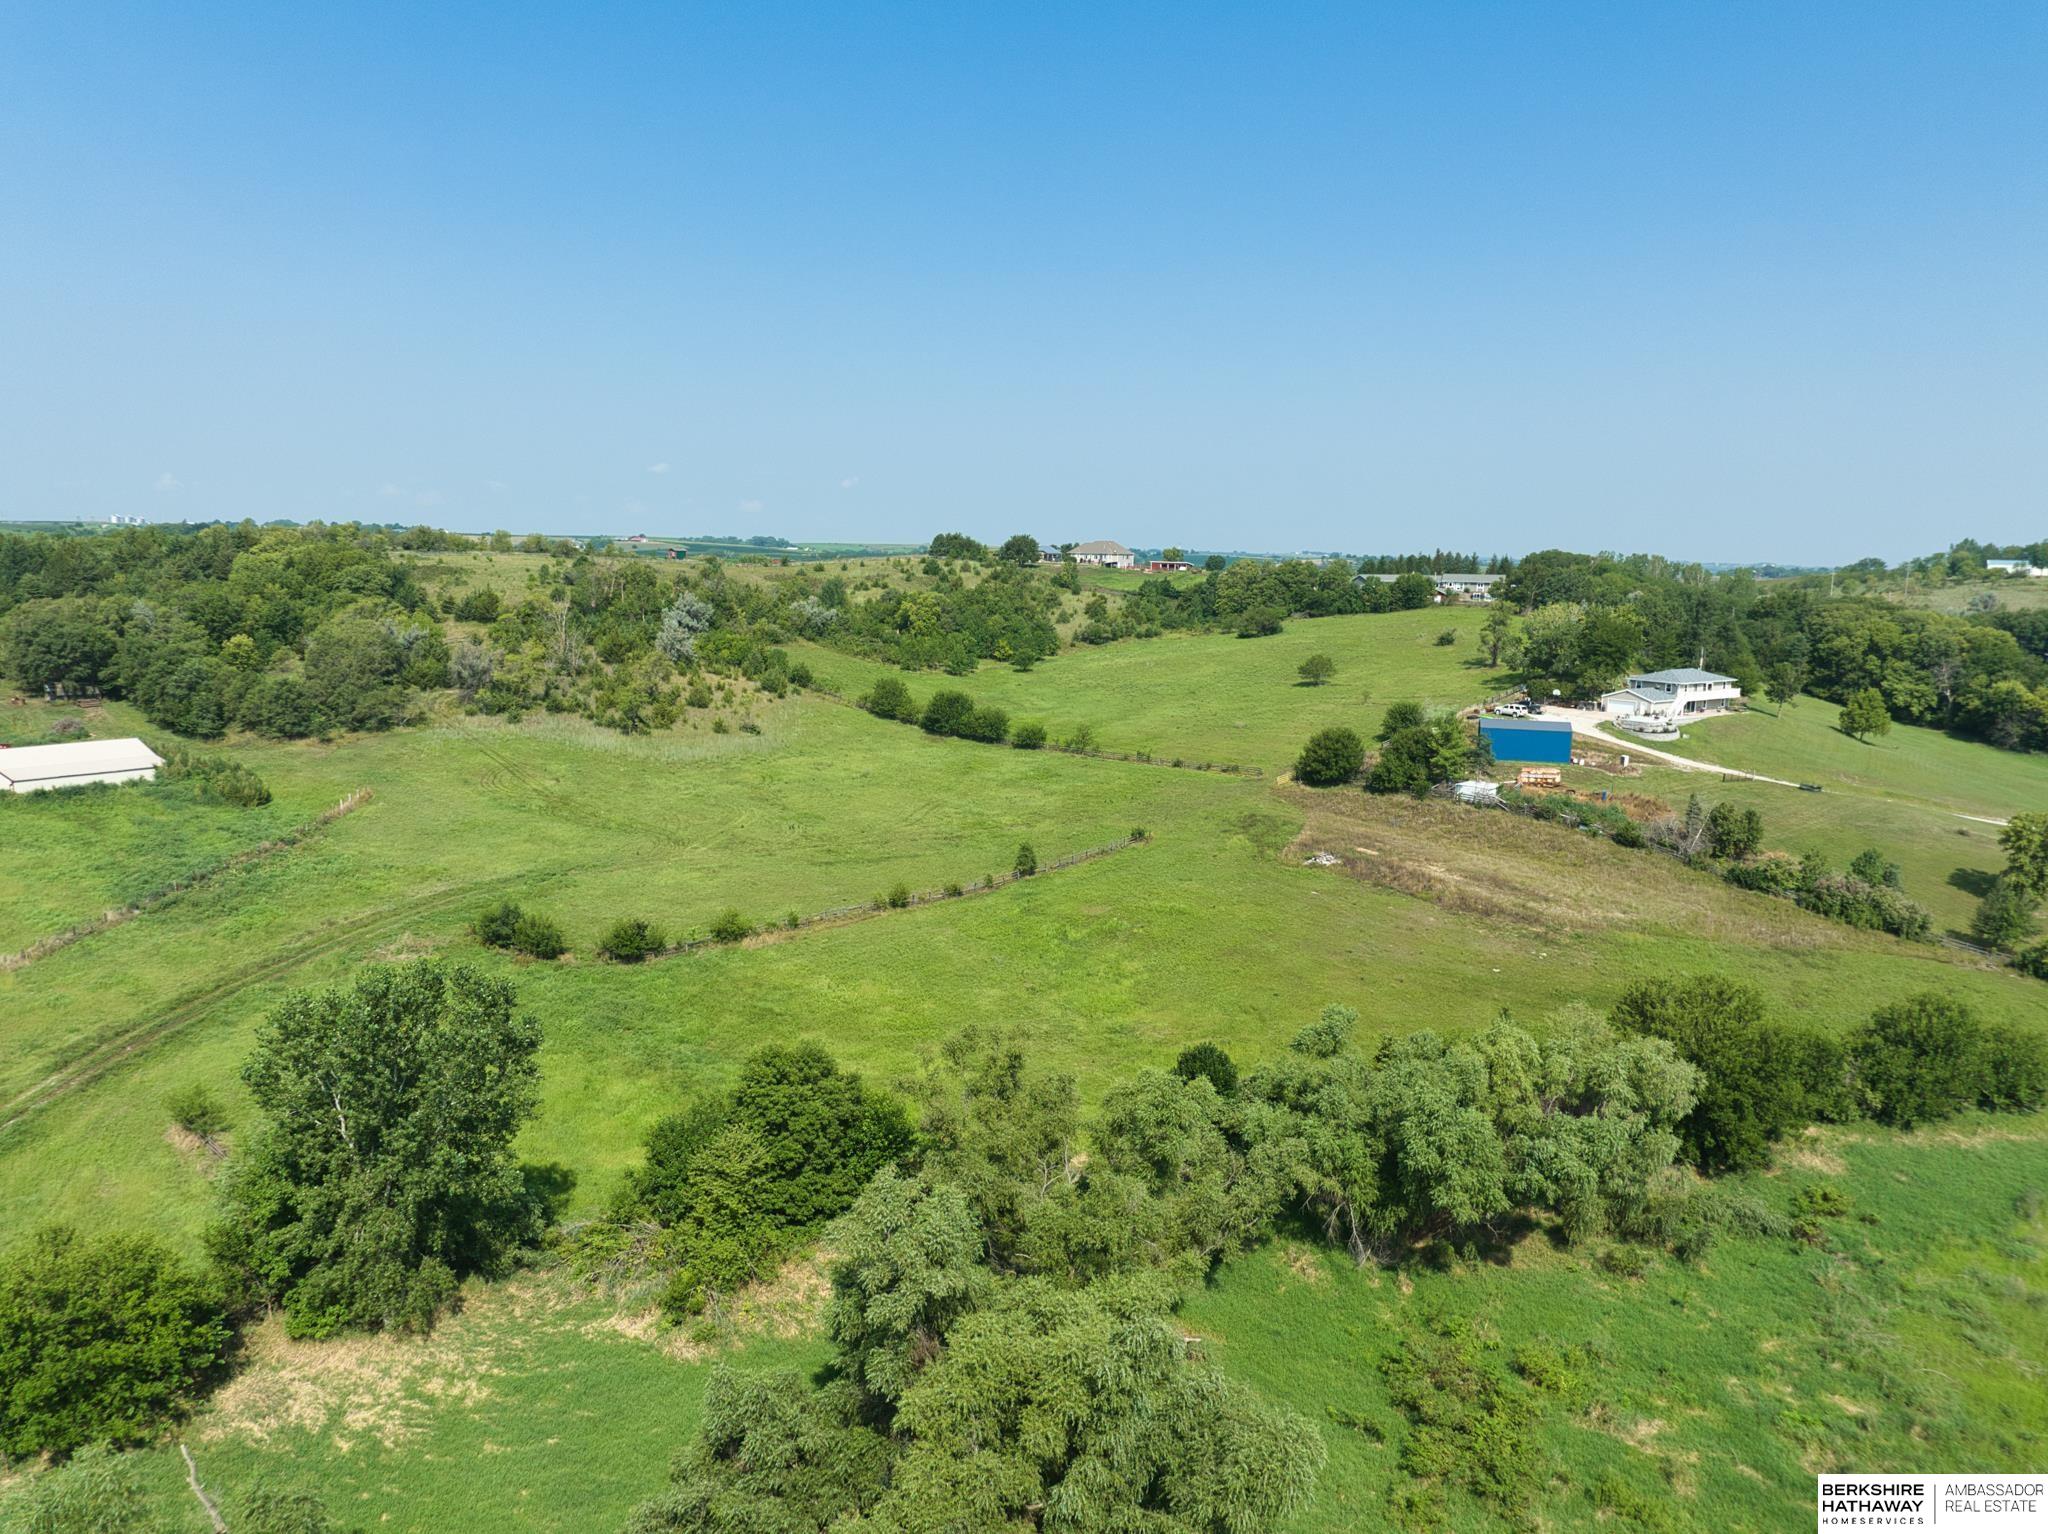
<box><xmin>587</xmin><ymin>1250</ymin><xmax>833</xmax><ymax>1362</ymax></box>
<box><xmin>370</xmin><ymin>932</ymin><xmax>439</xmax><ymax>962</ymax></box>
<box><xmin>199</xmin><ymin>1274</ymin><xmax>583</xmax><ymax>1452</ymax></box>
<box><xmin>163</xmin><ymin>1123</ymin><xmax>228</xmax><ymax>1167</ymax></box>
<box><xmin>1826</xmin><ymin>1394</ymin><xmax>1871</xmax><ymax>1417</ymax></box>
<box><xmin>1781</xmin><ymin>1135</ymin><xmax>1849</xmax><ymax>1176</ymax></box>
<box><xmin>1281</xmin><ymin>1244</ymin><xmax>1328</xmax><ymax>1286</ymax></box>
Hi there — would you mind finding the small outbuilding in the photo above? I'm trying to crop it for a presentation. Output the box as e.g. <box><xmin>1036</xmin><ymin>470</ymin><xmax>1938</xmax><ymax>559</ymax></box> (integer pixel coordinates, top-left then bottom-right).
<box><xmin>1478</xmin><ymin>716</ymin><xmax>1573</xmax><ymax>764</ymax></box>
<box><xmin>0</xmin><ymin>737</ymin><xmax>166</xmax><ymax>794</ymax></box>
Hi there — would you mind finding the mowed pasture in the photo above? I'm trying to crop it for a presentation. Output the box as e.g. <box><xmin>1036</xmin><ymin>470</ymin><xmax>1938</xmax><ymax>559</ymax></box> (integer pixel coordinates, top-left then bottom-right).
<box><xmin>3</xmin><ymin>687</ymin><xmax>2035</xmax><ymax>1250</ymax></box>
<box><xmin>1611</xmin><ymin>694</ymin><xmax>2048</xmax><ymax>821</ymax></box>
<box><xmin>796</xmin><ymin>604</ymin><xmax>1504</xmax><ymax>770</ymax></box>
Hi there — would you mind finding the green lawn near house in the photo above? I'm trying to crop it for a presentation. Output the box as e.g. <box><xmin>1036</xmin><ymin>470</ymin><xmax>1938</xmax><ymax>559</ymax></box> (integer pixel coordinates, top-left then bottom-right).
<box><xmin>1608</xmin><ymin>694</ymin><xmax>2048</xmax><ymax>821</ymax></box>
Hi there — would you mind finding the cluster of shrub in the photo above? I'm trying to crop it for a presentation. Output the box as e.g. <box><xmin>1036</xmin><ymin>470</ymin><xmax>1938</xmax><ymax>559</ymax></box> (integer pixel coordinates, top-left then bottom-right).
<box><xmin>1291</xmin><ymin>701</ymin><xmax>1487</xmax><ymax>792</ymax></box>
<box><xmin>857</xmin><ymin>674</ymin><xmax>1048</xmax><ymax>749</ymax></box>
<box><xmin>1721</xmin><ymin>843</ymin><xmax>1934</xmax><ymax>940</ymax></box>
<box><xmin>599</xmin><ymin>976</ymin><xmax>2043</xmax><ymax>1531</ymax></box>
<box><xmin>474</xmin><ymin>899</ymin><xmax>568</xmax><ymax>959</ymax></box>
<box><xmin>1613</xmin><ymin>975</ymin><xmax>2044</xmax><ymax>1171</ymax></box>
<box><xmin>158</xmin><ymin>745</ymin><xmax>274</xmax><ymax>807</ymax></box>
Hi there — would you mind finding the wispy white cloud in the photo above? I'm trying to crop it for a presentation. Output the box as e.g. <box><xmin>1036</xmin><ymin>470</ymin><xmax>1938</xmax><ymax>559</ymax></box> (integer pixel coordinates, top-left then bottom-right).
<box><xmin>839</xmin><ymin>476</ymin><xmax>859</xmax><ymax>490</ymax></box>
<box><xmin>739</xmin><ymin>498</ymin><xmax>765</xmax><ymax>514</ymax></box>
<box><xmin>153</xmin><ymin>471</ymin><xmax>183</xmax><ymax>493</ymax></box>
<box><xmin>413</xmin><ymin>490</ymin><xmax>444</xmax><ymax>508</ymax></box>
<box><xmin>646</xmin><ymin>462</ymin><xmax>670</xmax><ymax>475</ymax></box>
<box><xmin>378</xmin><ymin>482</ymin><xmax>404</xmax><ymax>499</ymax></box>
<box><xmin>484</xmin><ymin>479</ymin><xmax>509</xmax><ymax>492</ymax></box>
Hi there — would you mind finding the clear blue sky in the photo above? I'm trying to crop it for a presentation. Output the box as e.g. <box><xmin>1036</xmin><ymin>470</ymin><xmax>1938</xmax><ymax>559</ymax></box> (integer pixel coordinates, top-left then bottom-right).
<box><xmin>3</xmin><ymin>2</ymin><xmax>2041</xmax><ymax>562</ymax></box>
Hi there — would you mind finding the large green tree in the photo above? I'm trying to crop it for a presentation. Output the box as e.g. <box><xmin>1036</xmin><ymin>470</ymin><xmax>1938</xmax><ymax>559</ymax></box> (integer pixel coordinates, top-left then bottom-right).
<box><xmin>209</xmin><ymin>962</ymin><xmax>543</xmax><ymax>1338</ymax></box>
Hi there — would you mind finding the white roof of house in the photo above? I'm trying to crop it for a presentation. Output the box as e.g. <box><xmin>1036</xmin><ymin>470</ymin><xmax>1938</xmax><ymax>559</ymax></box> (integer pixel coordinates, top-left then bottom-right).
<box><xmin>0</xmin><ymin>737</ymin><xmax>165</xmax><ymax>787</ymax></box>
<box><xmin>1070</xmin><ymin>539</ymin><xmax>1131</xmax><ymax>555</ymax></box>
<box><xmin>1629</xmin><ymin>667</ymin><xmax>1736</xmax><ymax>686</ymax></box>
<box><xmin>1603</xmin><ymin>687</ymin><xmax>1668</xmax><ymax>703</ymax></box>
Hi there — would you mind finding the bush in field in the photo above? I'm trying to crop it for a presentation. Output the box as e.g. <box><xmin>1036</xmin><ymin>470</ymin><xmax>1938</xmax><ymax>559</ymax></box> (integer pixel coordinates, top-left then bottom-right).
<box><xmin>957</xmin><ymin>704</ymin><xmax>1009</xmax><ymax>744</ymax></box>
<box><xmin>860</xmin><ymin>675</ymin><xmax>918</xmax><ymax>723</ymax></box>
<box><xmin>208</xmin><ymin>962</ymin><xmax>543</xmax><ymax>1338</ymax></box>
<box><xmin>510</xmin><ymin>912</ymin><xmax>566</xmax><ymax>959</ymax></box>
<box><xmin>452</xmin><ymin>588</ymin><xmax>502</xmax><ymax>623</ymax></box>
<box><xmin>599</xmin><ymin>918</ymin><xmax>665</xmax><ymax>963</ymax></box>
<box><xmin>1971</xmin><ymin>876</ymin><xmax>2040</xmax><ymax>951</ymax></box>
<box><xmin>708</xmin><ymin>909</ymin><xmax>754</xmax><ymax>944</ymax></box>
<box><xmin>1235</xmin><ymin>605</ymin><xmax>1284</xmax><ymax>637</ymax></box>
<box><xmin>1013</xmin><ymin>843</ymin><xmax>1038</xmax><ymax>878</ymax></box>
<box><xmin>1704</xmin><ymin>802</ymin><xmax>1764</xmax><ymax>860</ymax></box>
<box><xmin>0</xmin><ymin>1227</ymin><xmax>230</xmax><ymax>1455</ymax></box>
<box><xmin>1296</xmin><ymin>653</ymin><xmax>1335</xmax><ymax>686</ymax></box>
<box><xmin>1011</xmin><ymin>720</ymin><xmax>1047</xmax><ymax>749</ymax></box>
<box><xmin>920</xmin><ymin>690</ymin><xmax>975</xmax><ymax>737</ymax></box>
<box><xmin>161</xmin><ymin>746</ymin><xmax>272</xmax><ymax>807</ymax></box>
<box><xmin>1852</xmin><ymin>993</ymin><xmax>1990</xmax><ymax>1128</ymax></box>
<box><xmin>1293</xmin><ymin>726</ymin><xmax>1365</xmax><ymax>786</ymax></box>
<box><xmin>165</xmin><ymin>1082</ymin><xmax>229</xmax><ymax>1142</ymax></box>
<box><xmin>616</xmin><ymin>1045</ymin><xmax>914</xmax><ymax>1318</ymax></box>
<box><xmin>1378</xmin><ymin>700</ymin><xmax>1427</xmax><ymax>739</ymax></box>
<box><xmin>474</xmin><ymin>900</ymin><xmax>524</xmax><ymax>949</ymax></box>
<box><xmin>1978</xmin><ymin>1025</ymin><xmax>2048</xmax><ymax>1113</ymax></box>
<box><xmin>235</xmin><ymin>1482</ymin><xmax>354</xmax><ymax>1534</ymax></box>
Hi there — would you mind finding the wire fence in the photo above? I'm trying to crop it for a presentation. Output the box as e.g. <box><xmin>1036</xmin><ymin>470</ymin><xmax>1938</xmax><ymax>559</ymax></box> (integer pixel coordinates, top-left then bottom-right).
<box><xmin>0</xmin><ymin>788</ymin><xmax>373</xmax><ymax>974</ymax></box>
<box><xmin>643</xmin><ymin>832</ymin><xmax>1148</xmax><ymax>963</ymax></box>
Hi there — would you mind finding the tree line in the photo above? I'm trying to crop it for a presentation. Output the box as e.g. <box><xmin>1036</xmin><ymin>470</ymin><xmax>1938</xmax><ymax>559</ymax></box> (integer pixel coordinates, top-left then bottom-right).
<box><xmin>3</xmin><ymin>958</ymin><xmax>2041</xmax><ymax>1527</ymax></box>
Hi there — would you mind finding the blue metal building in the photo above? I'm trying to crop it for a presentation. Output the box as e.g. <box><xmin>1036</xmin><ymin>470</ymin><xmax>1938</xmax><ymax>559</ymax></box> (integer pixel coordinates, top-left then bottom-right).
<box><xmin>1478</xmin><ymin>716</ymin><xmax>1573</xmax><ymax>764</ymax></box>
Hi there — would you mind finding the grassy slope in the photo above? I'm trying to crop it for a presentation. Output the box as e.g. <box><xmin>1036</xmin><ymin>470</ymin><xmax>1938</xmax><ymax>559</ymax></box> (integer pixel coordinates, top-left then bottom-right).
<box><xmin>3</xmin><ymin>712</ymin><xmax>2032</xmax><ymax>1249</ymax></box>
<box><xmin>795</xmin><ymin>605</ymin><xmax>1504</xmax><ymax>771</ymax></box>
<box><xmin>1561</xmin><ymin>763</ymin><xmax>2011</xmax><ymax>940</ymax></box>
<box><xmin>1611</xmin><ymin>696</ymin><xmax>2048</xmax><ymax>820</ymax></box>
<box><xmin>2</xmin><ymin>622</ymin><xmax>2045</xmax><ymax>1532</ymax></box>
<box><xmin>1191</xmin><ymin>1116</ymin><xmax>2048</xmax><ymax>1533</ymax></box>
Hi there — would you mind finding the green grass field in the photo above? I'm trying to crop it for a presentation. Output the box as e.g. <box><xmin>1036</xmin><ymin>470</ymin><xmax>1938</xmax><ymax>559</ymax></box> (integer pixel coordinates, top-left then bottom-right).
<box><xmin>1606</xmin><ymin>695</ymin><xmax>2048</xmax><ymax>821</ymax></box>
<box><xmin>1</xmin><ymin>622</ymin><xmax>2044</xmax><ymax>1532</ymax></box>
<box><xmin>796</xmin><ymin>605</ymin><xmax>1504</xmax><ymax>770</ymax></box>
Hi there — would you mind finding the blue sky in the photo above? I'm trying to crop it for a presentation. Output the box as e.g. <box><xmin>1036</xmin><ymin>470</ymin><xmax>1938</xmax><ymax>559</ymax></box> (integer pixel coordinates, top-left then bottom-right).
<box><xmin>3</xmin><ymin>2</ymin><xmax>2041</xmax><ymax>562</ymax></box>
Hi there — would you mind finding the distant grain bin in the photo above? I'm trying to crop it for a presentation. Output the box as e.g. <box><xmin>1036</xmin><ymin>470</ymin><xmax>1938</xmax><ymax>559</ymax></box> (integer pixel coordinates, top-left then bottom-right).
<box><xmin>0</xmin><ymin>737</ymin><xmax>165</xmax><ymax>793</ymax></box>
<box><xmin>1478</xmin><ymin>717</ymin><xmax>1572</xmax><ymax>765</ymax></box>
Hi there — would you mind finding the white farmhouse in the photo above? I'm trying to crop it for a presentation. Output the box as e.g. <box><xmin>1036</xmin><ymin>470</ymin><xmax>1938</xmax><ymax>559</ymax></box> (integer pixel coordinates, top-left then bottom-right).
<box><xmin>1068</xmin><ymin>540</ymin><xmax>1135</xmax><ymax>569</ymax></box>
<box><xmin>1987</xmin><ymin>559</ymin><xmax>2046</xmax><ymax>577</ymax></box>
<box><xmin>0</xmin><ymin>737</ymin><xmax>166</xmax><ymax>794</ymax></box>
<box><xmin>1600</xmin><ymin>668</ymin><xmax>1742</xmax><ymax>720</ymax></box>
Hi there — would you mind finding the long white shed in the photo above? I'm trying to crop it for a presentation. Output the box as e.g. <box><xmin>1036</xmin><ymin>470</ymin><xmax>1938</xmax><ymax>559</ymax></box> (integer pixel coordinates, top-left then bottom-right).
<box><xmin>0</xmin><ymin>737</ymin><xmax>166</xmax><ymax>793</ymax></box>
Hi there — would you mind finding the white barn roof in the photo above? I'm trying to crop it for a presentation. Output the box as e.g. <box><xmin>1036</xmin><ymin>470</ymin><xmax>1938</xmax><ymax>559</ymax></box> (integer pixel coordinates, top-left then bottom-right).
<box><xmin>0</xmin><ymin>737</ymin><xmax>165</xmax><ymax>789</ymax></box>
